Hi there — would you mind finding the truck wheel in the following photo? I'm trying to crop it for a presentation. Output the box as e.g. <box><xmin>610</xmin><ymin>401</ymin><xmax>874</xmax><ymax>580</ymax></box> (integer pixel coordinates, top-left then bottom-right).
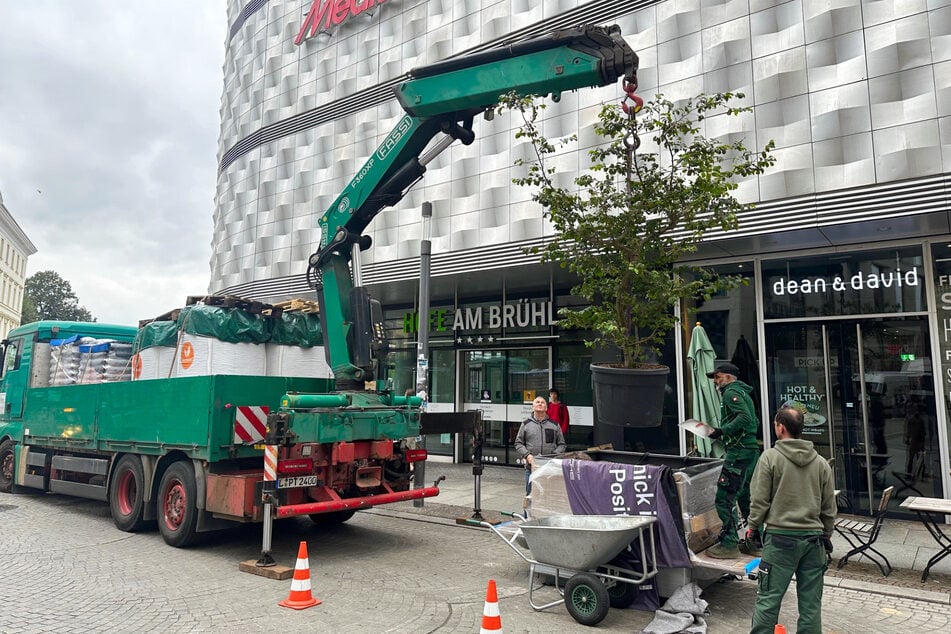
<box><xmin>109</xmin><ymin>455</ymin><xmax>150</xmax><ymax>532</ymax></box>
<box><xmin>308</xmin><ymin>510</ymin><xmax>356</xmax><ymax>526</ymax></box>
<box><xmin>157</xmin><ymin>461</ymin><xmax>199</xmax><ymax>547</ymax></box>
<box><xmin>564</xmin><ymin>572</ymin><xmax>610</xmax><ymax>626</ymax></box>
<box><xmin>0</xmin><ymin>439</ymin><xmax>15</xmax><ymax>493</ymax></box>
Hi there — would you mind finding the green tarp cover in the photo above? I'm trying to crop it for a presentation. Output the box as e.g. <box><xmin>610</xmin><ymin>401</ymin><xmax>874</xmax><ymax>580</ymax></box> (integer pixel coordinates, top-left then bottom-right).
<box><xmin>269</xmin><ymin>312</ymin><xmax>323</xmax><ymax>347</ymax></box>
<box><xmin>136</xmin><ymin>305</ymin><xmax>322</xmax><ymax>350</ymax></box>
<box><xmin>135</xmin><ymin>319</ymin><xmax>180</xmax><ymax>349</ymax></box>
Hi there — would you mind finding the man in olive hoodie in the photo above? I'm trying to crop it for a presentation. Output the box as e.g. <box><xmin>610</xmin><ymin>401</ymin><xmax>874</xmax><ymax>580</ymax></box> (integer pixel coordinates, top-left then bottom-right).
<box><xmin>747</xmin><ymin>405</ymin><xmax>836</xmax><ymax>634</ymax></box>
<box><xmin>705</xmin><ymin>362</ymin><xmax>760</xmax><ymax>558</ymax></box>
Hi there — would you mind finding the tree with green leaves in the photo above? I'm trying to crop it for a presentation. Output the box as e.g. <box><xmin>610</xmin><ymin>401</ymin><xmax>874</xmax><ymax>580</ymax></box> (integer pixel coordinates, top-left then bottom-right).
<box><xmin>499</xmin><ymin>91</ymin><xmax>775</xmax><ymax>368</ymax></box>
<box><xmin>21</xmin><ymin>270</ymin><xmax>94</xmax><ymax>324</ymax></box>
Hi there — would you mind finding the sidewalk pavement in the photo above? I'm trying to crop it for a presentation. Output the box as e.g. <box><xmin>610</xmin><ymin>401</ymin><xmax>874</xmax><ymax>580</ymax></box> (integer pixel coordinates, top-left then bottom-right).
<box><xmin>403</xmin><ymin>459</ymin><xmax>951</xmax><ymax>601</ymax></box>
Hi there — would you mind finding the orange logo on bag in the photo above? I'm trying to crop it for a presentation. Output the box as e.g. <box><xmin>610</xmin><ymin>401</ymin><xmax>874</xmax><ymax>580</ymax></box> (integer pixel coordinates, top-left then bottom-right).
<box><xmin>180</xmin><ymin>342</ymin><xmax>195</xmax><ymax>369</ymax></box>
<box><xmin>132</xmin><ymin>353</ymin><xmax>142</xmax><ymax>379</ymax></box>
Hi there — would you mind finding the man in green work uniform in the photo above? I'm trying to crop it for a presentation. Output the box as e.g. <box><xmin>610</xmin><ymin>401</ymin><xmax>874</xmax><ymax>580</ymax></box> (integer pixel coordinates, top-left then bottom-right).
<box><xmin>747</xmin><ymin>405</ymin><xmax>836</xmax><ymax>634</ymax></box>
<box><xmin>704</xmin><ymin>362</ymin><xmax>760</xmax><ymax>558</ymax></box>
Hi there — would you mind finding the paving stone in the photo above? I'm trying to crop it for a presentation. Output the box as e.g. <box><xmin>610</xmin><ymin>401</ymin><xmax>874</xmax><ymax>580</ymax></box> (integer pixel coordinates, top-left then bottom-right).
<box><xmin>2</xmin><ymin>462</ymin><xmax>951</xmax><ymax>632</ymax></box>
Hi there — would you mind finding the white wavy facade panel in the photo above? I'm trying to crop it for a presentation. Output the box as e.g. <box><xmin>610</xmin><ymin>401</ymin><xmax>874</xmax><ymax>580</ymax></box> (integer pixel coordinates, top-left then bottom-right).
<box><xmin>211</xmin><ymin>0</ymin><xmax>951</xmax><ymax>294</ymax></box>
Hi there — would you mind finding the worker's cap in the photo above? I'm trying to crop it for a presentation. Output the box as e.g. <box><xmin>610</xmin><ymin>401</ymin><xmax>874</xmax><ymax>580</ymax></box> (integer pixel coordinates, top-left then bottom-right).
<box><xmin>706</xmin><ymin>362</ymin><xmax>740</xmax><ymax>378</ymax></box>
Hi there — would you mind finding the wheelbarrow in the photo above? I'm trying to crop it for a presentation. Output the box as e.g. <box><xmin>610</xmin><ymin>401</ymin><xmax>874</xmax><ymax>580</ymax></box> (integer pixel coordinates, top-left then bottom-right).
<box><xmin>482</xmin><ymin>514</ymin><xmax>658</xmax><ymax>626</ymax></box>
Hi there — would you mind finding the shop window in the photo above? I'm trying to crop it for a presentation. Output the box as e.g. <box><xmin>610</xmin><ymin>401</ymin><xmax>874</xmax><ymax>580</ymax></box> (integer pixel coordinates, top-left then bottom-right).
<box><xmin>762</xmin><ymin>247</ymin><xmax>925</xmax><ymax>319</ymax></box>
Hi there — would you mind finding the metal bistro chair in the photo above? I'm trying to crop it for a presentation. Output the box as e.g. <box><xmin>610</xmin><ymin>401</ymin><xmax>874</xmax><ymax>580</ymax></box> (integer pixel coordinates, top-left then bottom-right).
<box><xmin>834</xmin><ymin>486</ymin><xmax>894</xmax><ymax>577</ymax></box>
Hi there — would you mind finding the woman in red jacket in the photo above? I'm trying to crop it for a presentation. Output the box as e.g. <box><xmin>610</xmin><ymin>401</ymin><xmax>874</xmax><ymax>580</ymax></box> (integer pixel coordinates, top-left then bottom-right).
<box><xmin>547</xmin><ymin>388</ymin><xmax>570</xmax><ymax>436</ymax></box>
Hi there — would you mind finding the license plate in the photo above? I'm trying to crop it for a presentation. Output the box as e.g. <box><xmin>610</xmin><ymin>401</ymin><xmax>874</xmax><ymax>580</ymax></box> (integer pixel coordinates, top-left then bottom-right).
<box><xmin>277</xmin><ymin>475</ymin><xmax>319</xmax><ymax>489</ymax></box>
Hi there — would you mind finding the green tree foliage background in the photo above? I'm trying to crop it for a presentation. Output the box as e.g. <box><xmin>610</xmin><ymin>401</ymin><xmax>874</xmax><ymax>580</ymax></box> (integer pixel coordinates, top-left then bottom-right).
<box><xmin>21</xmin><ymin>270</ymin><xmax>94</xmax><ymax>324</ymax></box>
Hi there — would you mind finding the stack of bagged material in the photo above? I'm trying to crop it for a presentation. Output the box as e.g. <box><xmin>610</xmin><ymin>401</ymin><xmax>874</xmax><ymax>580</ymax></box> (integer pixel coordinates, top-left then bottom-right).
<box><xmin>100</xmin><ymin>341</ymin><xmax>133</xmax><ymax>382</ymax></box>
<box><xmin>78</xmin><ymin>340</ymin><xmax>110</xmax><ymax>384</ymax></box>
<box><xmin>74</xmin><ymin>339</ymin><xmax>135</xmax><ymax>384</ymax></box>
<box><xmin>49</xmin><ymin>335</ymin><xmax>83</xmax><ymax>385</ymax></box>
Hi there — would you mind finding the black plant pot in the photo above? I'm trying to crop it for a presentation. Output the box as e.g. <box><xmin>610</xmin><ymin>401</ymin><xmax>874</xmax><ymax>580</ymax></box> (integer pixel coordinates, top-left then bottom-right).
<box><xmin>591</xmin><ymin>364</ymin><xmax>670</xmax><ymax>427</ymax></box>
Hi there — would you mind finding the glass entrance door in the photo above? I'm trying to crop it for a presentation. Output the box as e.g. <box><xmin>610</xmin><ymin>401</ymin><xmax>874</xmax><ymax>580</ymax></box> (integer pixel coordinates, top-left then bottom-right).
<box><xmin>460</xmin><ymin>348</ymin><xmax>550</xmax><ymax>465</ymax></box>
<box><xmin>766</xmin><ymin>317</ymin><xmax>942</xmax><ymax>517</ymax></box>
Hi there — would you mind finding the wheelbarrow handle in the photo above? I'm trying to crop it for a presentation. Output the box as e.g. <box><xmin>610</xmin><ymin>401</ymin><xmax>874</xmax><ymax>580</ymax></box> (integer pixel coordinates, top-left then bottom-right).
<box><xmin>478</xmin><ymin>521</ymin><xmax>535</xmax><ymax>563</ymax></box>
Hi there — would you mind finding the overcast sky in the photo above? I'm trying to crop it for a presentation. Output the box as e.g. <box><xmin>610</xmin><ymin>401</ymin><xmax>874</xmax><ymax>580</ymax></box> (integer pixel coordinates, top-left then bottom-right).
<box><xmin>0</xmin><ymin>2</ymin><xmax>227</xmax><ymax>325</ymax></box>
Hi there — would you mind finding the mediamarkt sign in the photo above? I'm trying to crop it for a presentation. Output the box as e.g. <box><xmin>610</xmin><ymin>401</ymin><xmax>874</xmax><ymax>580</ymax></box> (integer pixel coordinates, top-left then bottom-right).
<box><xmin>295</xmin><ymin>0</ymin><xmax>385</xmax><ymax>44</ymax></box>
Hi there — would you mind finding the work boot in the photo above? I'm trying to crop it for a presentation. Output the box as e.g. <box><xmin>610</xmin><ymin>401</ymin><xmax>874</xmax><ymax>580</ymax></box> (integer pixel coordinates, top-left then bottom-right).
<box><xmin>706</xmin><ymin>543</ymin><xmax>740</xmax><ymax>559</ymax></box>
<box><xmin>739</xmin><ymin>538</ymin><xmax>762</xmax><ymax>557</ymax></box>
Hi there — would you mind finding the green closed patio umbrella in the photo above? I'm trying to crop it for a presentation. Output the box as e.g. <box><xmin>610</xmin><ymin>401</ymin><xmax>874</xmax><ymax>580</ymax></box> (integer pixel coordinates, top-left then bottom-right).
<box><xmin>687</xmin><ymin>322</ymin><xmax>724</xmax><ymax>458</ymax></box>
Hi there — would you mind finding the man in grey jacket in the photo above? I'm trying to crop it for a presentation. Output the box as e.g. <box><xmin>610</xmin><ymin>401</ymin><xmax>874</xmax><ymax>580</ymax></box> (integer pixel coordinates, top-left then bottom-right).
<box><xmin>747</xmin><ymin>405</ymin><xmax>836</xmax><ymax>634</ymax></box>
<box><xmin>514</xmin><ymin>396</ymin><xmax>566</xmax><ymax>494</ymax></box>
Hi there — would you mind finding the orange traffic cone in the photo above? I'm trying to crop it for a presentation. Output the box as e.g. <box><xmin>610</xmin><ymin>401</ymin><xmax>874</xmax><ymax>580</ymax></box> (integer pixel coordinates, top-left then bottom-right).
<box><xmin>774</xmin><ymin>626</ymin><xmax>787</xmax><ymax>634</ymax></box>
<box><xmin>480</xmin><ymin>579</ymin><xmax>502</xmax><ymax>633</ymax></box>
<box><xmin>278</xmin><ymin>541</ymin><xmax>321</xmax><ymax>610</ymax></box>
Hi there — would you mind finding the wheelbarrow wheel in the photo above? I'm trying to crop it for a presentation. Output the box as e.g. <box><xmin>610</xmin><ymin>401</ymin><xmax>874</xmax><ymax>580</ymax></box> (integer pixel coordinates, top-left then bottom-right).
<box><xmin>607</xmin><ymin>579</ymin><xmax>639</xmax><ymax>608</ymax></box>
<box><xmin>564</xmin><ymin>572</ymin><xmax>610</xmax><ymax>626</ymax></box>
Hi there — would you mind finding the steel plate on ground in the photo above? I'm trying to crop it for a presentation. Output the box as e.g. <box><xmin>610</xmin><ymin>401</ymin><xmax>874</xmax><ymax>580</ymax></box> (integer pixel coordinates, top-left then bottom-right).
<box><xmin>519</xmin><ymin>515</ymin><xmax>655</xmax><ymax>570</ymax></box>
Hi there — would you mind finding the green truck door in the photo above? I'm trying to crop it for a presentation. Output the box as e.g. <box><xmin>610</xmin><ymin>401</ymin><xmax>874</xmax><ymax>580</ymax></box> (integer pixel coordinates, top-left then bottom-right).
<box><xmin>1</xmin><ymin>336</ymin><xmax>27</xmax><ymax>420</ymax></box>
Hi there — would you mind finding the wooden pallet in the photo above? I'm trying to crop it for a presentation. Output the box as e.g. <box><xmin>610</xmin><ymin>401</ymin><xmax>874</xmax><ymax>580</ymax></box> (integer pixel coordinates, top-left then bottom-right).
<box><xmin>184</xmin><ymin>294</ymin><xmax>275</xmax><ymax>314</ymax></box>
<box><xmin>138</xmin><ymin>295</ymin><xmax>317</xmax><ymax>328</ymax></box>
<box><xmin>273</xmin><ymin>298</ymin><xmax>320</xmax><ymax>314</ymax></box>
<box><xmin>139</xmin><ymin>308</ymin><xmax>182</xmax><ymax>328</ymax></box>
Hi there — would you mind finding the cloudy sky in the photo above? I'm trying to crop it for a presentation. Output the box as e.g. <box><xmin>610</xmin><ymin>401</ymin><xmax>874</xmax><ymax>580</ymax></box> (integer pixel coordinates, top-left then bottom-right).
<box><xmin>0</xmin><ymin>2</ymin><xmax>227</xmax><ymax>325</ymax></box>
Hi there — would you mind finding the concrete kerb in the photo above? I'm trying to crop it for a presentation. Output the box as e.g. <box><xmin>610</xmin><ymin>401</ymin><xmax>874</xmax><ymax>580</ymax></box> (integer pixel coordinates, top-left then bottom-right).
<box><xmin>824</xmin><ymin>576</ymin><xmax>950</xmax><ymax>605</ymax></box>
<box><xmin>402</xmin><ymin>460</ymin><xmax>951</xmax><ymax>605</ymax></box>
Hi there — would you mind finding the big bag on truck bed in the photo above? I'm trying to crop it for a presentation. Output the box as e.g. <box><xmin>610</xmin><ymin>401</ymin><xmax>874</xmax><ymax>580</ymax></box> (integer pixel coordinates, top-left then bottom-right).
<box><xmin>133</xmin><ymin>304</ymin><xmax>330</xmax><ymax>379</ymax></box>
<box><xmin>133</xmin><ymin>305</ymin><xmax>270</xmax><ymax>379</ymax></box>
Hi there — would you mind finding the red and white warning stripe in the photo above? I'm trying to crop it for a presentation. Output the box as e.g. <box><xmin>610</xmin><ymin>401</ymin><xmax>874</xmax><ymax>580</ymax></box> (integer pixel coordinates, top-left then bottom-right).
<box><xmin>264</xmin><ymin>445</ymin><xmax>278</xmax><ymax>482</ymax></box>
<box><xmin>234</xmin><ymin>405</ymin><xmax>269</xmax><ymax>444</ymax></box>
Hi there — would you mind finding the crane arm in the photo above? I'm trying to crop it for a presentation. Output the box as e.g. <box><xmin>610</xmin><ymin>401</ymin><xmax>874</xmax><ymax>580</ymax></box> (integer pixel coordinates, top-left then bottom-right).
<box><xmin>307</xmin><ymin>25</ymin><xmax>638</xmax><ymax>384</ymax></box>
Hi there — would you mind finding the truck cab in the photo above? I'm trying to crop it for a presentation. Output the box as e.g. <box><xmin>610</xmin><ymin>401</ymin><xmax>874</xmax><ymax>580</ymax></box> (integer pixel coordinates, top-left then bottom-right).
<box><xmin>0</xmin><ymin>321</ymin><xmax>138</xmax><ymax>492</ymax></box>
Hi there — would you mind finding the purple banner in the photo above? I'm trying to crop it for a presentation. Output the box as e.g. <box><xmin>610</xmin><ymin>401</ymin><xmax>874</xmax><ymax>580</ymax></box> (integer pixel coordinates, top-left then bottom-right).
<box><xmin>562</xmin><ymin>460</ymin><xmax>691</xmax><ymax>569</ymax></box>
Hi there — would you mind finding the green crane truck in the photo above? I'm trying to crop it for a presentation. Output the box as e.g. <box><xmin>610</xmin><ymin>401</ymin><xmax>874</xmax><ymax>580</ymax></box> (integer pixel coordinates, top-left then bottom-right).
<box><xmin>0</xmin><ymin>318</ymin><xmax>431</xmax><ymax>547</ymax></box>
<box><xmin>0</xmin><ymin>25</ymin><xmax>638</xmax><ymax>548</ymax></box>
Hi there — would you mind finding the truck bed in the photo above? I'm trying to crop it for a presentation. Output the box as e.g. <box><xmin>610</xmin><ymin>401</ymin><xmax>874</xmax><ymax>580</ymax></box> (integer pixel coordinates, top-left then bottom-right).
<box><xmin>21</xmin><ymin>375</ymin><xmax>332</xmax><ymax>462</ymax></box>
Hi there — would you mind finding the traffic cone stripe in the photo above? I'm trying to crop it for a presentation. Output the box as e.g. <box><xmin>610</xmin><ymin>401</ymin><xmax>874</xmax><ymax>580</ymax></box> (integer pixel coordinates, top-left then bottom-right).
<box><xmin>480</xmin><ymin>579</ymin><xmax>502</xmax><ymax>633</ymax></box>
<box><xmin>278</xmin><ymin>541</ymin><xmax>321</xmax><ymax>610</ymax></box>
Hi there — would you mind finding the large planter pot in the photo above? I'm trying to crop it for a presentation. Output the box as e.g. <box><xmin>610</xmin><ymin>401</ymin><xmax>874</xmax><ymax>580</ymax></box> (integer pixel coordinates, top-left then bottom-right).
<box><xmin>591</xmin><ymin>363</ymin><xmax>670</xmax><ymax>427</ymax></box>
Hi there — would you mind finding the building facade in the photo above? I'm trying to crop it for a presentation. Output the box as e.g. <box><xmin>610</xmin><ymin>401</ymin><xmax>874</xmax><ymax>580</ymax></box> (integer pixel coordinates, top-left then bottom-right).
<box><xmin>212</xmin><ymin>0</ymin><xmax>951</xmax><ymax>515</ymax></box>
<box><xmin>0</xmin><ymin>191</ymin><xmax>36</xmax><ymax>339</ymax></box>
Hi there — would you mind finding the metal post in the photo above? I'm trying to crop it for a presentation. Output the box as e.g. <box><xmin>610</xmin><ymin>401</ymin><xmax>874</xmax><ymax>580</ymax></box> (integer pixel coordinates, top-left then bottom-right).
<box><xmin>470</xmin><ymin>409</ymin><xmax>484</xmax><ymax>521</ymax></box>
<box><xmin>414</xmin><ymin>201</ymin><xmax>432</xmax><ymax>507</ymax></box>
<box><xmin>256</xmin><ymin>444</ymin><xmax>278</xmax><ymax>566</ymax></box>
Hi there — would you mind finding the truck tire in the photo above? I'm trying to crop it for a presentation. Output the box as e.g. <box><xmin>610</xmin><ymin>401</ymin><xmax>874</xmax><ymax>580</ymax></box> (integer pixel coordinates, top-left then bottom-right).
<box><xmin>157</xmin><ymin>461</ymin><xmax>199</xmax><ymax>547</ymax></box>
<box><xmin>0</xmin><ymin>439</ymin><xmax>15</xmax><ymax>493</ymax></box>
<box><xmin>109</xmin><ymin>455</ymin><xmax>150</xmax><ymax>532</ymax></box>
<box><xmin>564</xmin><ymin>572</ymin><xmax>610</xmax><ymax>626</ymax></box>
<box><xmin>308</xmin><ymin>509</ymin><xmax>356</xmax><ymax>526</ymax></box>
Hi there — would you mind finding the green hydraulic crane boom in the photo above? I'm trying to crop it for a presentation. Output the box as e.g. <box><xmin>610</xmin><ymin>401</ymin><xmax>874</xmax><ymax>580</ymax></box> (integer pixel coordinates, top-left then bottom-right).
<box><xmin>306</xmin><ymin>24</ymin><xmax>638</xmax><ymax>387</ymax></box>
